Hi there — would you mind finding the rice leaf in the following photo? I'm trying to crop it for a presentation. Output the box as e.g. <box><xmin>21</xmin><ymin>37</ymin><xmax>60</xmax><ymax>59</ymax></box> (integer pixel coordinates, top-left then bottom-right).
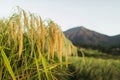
<box><xmin>1</xmin><ymin>48</ymin><xmax>16</xmax><ymax>80</ymax></box>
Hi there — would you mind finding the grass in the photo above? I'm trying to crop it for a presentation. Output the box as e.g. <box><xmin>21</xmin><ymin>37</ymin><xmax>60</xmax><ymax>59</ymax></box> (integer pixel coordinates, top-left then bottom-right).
<box><xmin>0</xmin><ymin>7</ymin><xmax>77</xmax><ymax>80</ymax></box>
<box><xmin>69</xmin><ymin>56</ymin><xmax>120</xmax><ymax>80</ymax></box>
<box><xmin>0</xmin><ymin>47</ymin><xmax>16</xmax><ymax>80</ymax></box>
<box><xmin>78</xmin><ymin>48</ymin><xmax>120</xmax><ymax>59</ymax></box>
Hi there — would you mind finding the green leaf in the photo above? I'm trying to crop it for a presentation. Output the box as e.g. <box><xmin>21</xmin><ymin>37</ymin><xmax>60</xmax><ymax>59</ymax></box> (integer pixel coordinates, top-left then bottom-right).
<box><xmin>1</xmin><ymin>48</ymin><xmax>16</xmax><ymax>80</ymax></box>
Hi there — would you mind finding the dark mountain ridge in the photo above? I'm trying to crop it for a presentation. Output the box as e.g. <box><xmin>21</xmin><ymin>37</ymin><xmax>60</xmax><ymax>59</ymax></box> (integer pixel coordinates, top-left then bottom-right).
<box><xmin>64</xmin><ymin>26</ymin><xmax>120</xmax><ymax>47</ymax></box>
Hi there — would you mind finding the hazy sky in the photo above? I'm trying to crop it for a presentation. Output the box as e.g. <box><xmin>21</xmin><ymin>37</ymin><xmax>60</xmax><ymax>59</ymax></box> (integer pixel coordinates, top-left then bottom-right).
<box><xmin>0</xmin><ymin>0</ymin><xmax>120</xmax><ymax>36</ymax></box>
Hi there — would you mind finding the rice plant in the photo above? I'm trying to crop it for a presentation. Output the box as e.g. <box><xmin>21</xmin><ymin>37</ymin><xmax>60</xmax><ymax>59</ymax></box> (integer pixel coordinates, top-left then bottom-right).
<box><xmin>69</xmin><ymin>56</ymin><xmax>120</xmax><ymax>80</ymax></box>
<box><xmin>0</xmin><ymin>7</ymin><xmax>77</xmax><ymax>80</ymax></box>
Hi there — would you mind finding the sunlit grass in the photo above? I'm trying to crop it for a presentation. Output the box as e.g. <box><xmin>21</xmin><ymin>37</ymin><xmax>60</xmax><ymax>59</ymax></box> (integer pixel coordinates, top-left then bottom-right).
<box><xmin>0</xmin><ymin>7</ymin><xmax>77</xmax><ymax>80</ymax></box>
<box><xmin>69</xmin><ymin>57</ymin><xmax>120</xmax><ymax>80</ymax></box>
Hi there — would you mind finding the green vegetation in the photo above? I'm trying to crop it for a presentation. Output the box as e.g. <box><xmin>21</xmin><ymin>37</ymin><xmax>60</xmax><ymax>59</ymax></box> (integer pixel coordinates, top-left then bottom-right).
<box><xmin>76</xmin><ymin>43</ymin><xmax>120</xmax><ymax>55</ymax></box>
<box><xmin>69</xmin><ymin>57</ymin><xmax>120</xmax><ymax>80</ymax></box>
<box><xmin>0</xmin><ymin>7</ymin><xmax>77</xmax><ymax>80</ymax></box>
<box><xmin>78</xmin><ymin>48</ymin><xmax>120</xmax><ymax>59</ymax></box>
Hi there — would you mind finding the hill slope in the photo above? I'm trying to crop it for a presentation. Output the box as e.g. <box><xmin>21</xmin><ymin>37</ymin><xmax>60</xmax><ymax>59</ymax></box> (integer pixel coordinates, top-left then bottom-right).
<box><xmin>64</xmin><ymin>26</ymin><xmax>120</xmax><ymax>47</ymax></box>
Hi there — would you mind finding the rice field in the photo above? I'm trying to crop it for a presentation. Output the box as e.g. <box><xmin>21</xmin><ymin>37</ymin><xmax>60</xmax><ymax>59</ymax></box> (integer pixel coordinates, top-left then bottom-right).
<box><xmin>0</xmin><ymin>7</ymin><xmax>77</xmax><ymax>80</ymax></box>
<box><xmin>69</xmin><ymin>56</ymin><xmax>120</xmax><ymax>80</ymax></box>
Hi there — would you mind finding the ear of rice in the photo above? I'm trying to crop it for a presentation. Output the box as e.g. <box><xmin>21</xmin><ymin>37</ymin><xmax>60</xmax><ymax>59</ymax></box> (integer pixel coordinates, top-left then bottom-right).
<box><xmin>17</xmin><ymin>15</ymin><xmax>23</xmax><ymax>58</ymax></box>
<box><xmin>23</xmin><ymin>10</ymin><xmax>28</xmax><ymax>28</ymax></box>
<box><xmin>40</xmin><ymin>17</ymin><xmax>45</xmax><ymax>53</ymax></box>
<box><xmin>57</xmin><ymin>32</ymin><xmax>62</xmax><ymax>63</ymax></box>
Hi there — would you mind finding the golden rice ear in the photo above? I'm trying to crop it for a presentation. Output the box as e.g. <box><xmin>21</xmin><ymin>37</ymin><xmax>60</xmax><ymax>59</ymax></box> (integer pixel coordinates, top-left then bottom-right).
<box><xmin>49</xmin><ymin>21</ymin><xmax>59</xmax><ymax>59</ymax></box>
<box><xmin>57</xmin><ymin>32</ymin><xmax>62</xmax><ymax>63</ymax></box>
<box><xmin>23</xmin><ymin>10</ymin><xmax>28</xmax><ymax>28</ymax></box>
<box><xmin>9</xmin><ymin>21</ymin><xmax>17</xmax><ymax>43</ymax></box>
<box><xmin>40</xmin><ymin>17</ymin><xmax>45</xmax><ymax>53</ymax></box>
<box><xmin>17</xmin><ymin>15</ymin><xmax>23</xmax><ymax>58</ymax></box>
<box><xmin>35</xmin><ymin>16</ymin><xmax>39</xmax><ymax>30</ymax></box>
<box><xmin>29</xmin><ymin>14</ymin><xmax>35</xmax><ymax>57</ymax></box>
<box><xmin>12</xmin><ymin>21</ymin><xmax>17</xmax><ymax>43</ymax></box>
<box><xmin>7</xmin><ymin>22</ymin><xmax>11</xmax><ymax>46</ymax></box>
<box><xmin>6</xmin><ymin>7</ymin><xmax>77</xmax><ymax>63</ymax></box>
<box><xmin>36</xmin><ymin>35</ymin><xmax>41</xmax><ymax>58</ymax></box>
<box><xmin>0</xmin><ymin>8</ymin><xmax>80</xmax><ymax>80</ymax></box>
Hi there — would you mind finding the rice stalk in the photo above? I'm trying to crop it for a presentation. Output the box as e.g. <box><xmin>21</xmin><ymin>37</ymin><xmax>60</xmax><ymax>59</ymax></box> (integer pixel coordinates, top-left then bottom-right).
<box><xmin>30</xmin><ymin>14</ymin><xmax>35</xmax><ymax>57</ymax></box>
<box><xmin>17</xmin><ymin>15</ymin><xmax>23</xmax><ymax>58</ymax></box>
<box><xmin>41</xmin><ymin>56</ymin><xmax>50</xmax><ymax>80</ymax></box>
<box><xmin>0</xmin><ymin>7</ymin><xmax>78</xmax><ymax>80</ymax></box>
<box><xmin>47</xmin><ymin>38</ymin><xmax>51</xmax><ymax>60</ymax></box>
<box><xmin>9</xmin><ymin>21</ymin><xmax>17</xmax><ymax>43</ymax></box>
<box><xmin>80</xmin><ymin>49</ymin><xmax>85</xmax><ymax>64</ymax></box>
<box><xmin>40</xmin><ymin>17</ymin><xmax>45</xmax><ymax>53</ymax></box>
<box><xmin>49</xmin><ymin>21</ymin><xmax>58</xmax><ymax>59</ymax></box>
<box><xmin>1</xmin><ymin>48</ymin><xmax>16</xmax><ymax>80</ymax></box>
<box><xmin>23</xmin><ymin>10</ymin><xmax>28</xmax><ymax>28</ymax></box>
<box><xmin>34</xmin><ymin>52</ymin><xmax>41</xmax><ymax>80</ymax></box>
<box><xmin>36</xmin><ymin>34</ymin><xmax>41</xmax><ymax>58</ymax></box>
<box><xmin>57</xmin><ymin>32</ymin><xmax>62</xmax><ymax>63</ymax></box>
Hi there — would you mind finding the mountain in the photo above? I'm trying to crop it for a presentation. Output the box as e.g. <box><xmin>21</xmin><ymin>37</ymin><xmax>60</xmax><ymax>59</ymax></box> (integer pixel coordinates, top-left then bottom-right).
<box><xmin>64</xmin><ymin>26</ymin><xmax>120</xmax><ymax>47</ymax></box>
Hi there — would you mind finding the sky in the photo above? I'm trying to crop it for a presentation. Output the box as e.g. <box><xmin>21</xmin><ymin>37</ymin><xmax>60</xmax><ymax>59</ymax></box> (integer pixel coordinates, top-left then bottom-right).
<box><xmin>0</xmin><ymin>0</ymin><xmax>120</xmax><ymax>36</ymax></box>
